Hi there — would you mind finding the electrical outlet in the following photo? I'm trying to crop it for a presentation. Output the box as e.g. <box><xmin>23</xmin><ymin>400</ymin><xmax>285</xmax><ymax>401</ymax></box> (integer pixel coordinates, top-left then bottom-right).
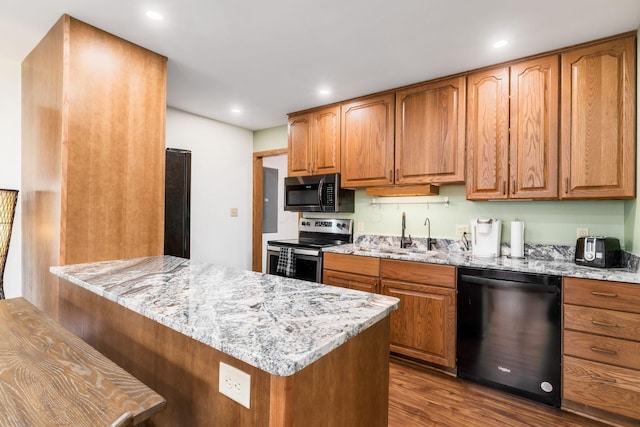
<box><xmin>455</xmin><ymin>224</ymin><xmax>469</xmax><ymax>238</ymax></box>
<box><xmin>577</xmin><ymin>227</ymin><xmax>589</xmax><ymax>238</ymax></box>
<box><xmin>358</xmin><ymin>221</ymin><xmax>365</xmax><ymax>232</ymax></box>
<box><xmin>219</xmin><ymin>362</ymin><xmax>251</xmax><ymax>408</ymax></box>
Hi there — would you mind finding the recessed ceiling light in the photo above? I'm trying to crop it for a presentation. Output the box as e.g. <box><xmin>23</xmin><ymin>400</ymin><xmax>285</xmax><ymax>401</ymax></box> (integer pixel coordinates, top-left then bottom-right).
<box><xmin>146</xmin><ymin>10</ymin><xmax>163</xmax><ymax>21</ymax></box>
<box><xmin>493</xmin><ymin>40</ymin><xmax>508</xmax><ymax>48</ymax></box>
<box><xmin>231</xmin><ymin>108</ymin><xmax>242</xmax><ymax>114</ymax></box>
<box><xmin>318</xmin><ymin>88</ymin><xmax>331</xmax><ymax>96</ymax></box>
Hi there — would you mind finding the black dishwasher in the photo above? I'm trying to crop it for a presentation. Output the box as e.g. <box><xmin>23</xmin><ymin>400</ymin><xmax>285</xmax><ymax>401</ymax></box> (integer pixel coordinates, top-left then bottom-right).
<box><xmin>457</xmin><ymin>267</ymin><xmax>561</xmax><ymax>407</ymax></box>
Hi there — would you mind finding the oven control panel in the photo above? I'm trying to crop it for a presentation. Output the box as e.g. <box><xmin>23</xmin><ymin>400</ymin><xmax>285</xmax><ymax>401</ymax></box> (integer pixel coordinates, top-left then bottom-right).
<box><xmin>299</xmin><ymin>218</ymin><xmax>352</xmax><ymax>235</ymax></box>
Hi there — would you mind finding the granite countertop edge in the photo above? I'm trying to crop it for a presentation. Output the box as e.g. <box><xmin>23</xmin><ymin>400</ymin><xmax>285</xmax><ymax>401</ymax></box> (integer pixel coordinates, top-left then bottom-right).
<box><xmin>50</xmin><ymin>257</ymin><xmax>399</xmax><ymax>377</ymax></box>
<box><xmin>323</xmin><ymin>244</ymin><xmax>640</xmax><ymax>285</ymax></box>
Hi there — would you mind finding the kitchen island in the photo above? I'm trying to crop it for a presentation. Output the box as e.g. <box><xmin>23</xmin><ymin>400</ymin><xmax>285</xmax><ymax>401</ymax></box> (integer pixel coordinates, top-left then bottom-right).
<box><xmin>50</xmin><ymin>256</ymin><xmax>399</xmax><ymax>426</ymax></box>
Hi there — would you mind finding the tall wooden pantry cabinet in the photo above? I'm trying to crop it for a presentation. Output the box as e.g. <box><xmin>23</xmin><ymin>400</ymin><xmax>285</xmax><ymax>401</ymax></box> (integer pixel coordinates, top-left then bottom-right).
<box><xmin>21</xmin><ymin>15</ymin><xmax>167</xmax><ymax>318</ymax></box>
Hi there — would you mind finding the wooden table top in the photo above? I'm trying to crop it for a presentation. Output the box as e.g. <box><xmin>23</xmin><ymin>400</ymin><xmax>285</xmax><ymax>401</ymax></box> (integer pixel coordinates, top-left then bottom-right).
<box><xmin>0</xmin><ymin>297</ymin><xmax>165</xmax><ymax>426</ymax></box>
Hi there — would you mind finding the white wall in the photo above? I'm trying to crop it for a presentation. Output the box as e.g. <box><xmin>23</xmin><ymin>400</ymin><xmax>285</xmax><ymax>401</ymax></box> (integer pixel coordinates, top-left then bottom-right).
<box><xmin>166</xmin><ymin>108</ymin><xmax>254</xmax><ymax>270</ymax></box>
<box><xmin>0</xmin><ymin>58</ymin><xmax>21</xmax><ymax>298</ymax></box>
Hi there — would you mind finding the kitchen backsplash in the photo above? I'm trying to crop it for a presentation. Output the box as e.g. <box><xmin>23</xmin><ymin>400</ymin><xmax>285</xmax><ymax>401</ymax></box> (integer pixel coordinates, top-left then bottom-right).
<box><xmin>353</xmin><ymin>234</ymin><xmax>640</xmax><ymax>273</ymax></box>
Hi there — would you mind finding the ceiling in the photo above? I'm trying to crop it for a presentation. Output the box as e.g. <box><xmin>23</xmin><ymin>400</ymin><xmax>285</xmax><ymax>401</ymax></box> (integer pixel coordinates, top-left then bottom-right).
<box><xmin>1</xmin><ymin>0</ymin><xmax>639</xmax><ymax>131</ymax></box>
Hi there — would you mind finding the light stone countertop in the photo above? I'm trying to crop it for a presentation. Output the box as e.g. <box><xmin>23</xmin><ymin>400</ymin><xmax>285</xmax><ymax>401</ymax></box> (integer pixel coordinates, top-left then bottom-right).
<box><xmin>324</xmin><ymin>244</ymin><xmax>640</xmax><ymax>285</ymax></box>
<box><xmin>50</xmin><ymin>256</ymin><xmax>399</xmax><ymax>376</ymax></box>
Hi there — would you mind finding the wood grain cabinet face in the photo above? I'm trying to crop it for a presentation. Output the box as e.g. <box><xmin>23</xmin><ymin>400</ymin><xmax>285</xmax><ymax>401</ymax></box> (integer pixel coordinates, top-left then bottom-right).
<box><xmin>509</xmin><ymin>56</ymin><xmax>559</xmax><ymax>199</ymax></box>
<box><xmin>287</xmin><ymin>113</ymin><xmax>313</xmax><ymax>176</ymax></box>
<box><xmin>340</xmin><ymin>94</ymin><xmax>395</xmax><ymax>188</ymax></box>
<box><xmin>395</xmin><ymin>76</ymin><xmax>466</xmax><ymax>184</ymax></box>
<box><xmin>467</xmin><ymin>56</ymin><xmax>559</xmax><ymax>200</ymax></box>
<box><xmin>322</xmin><ymin>253</ymin><xmax>380</xmax><ymax>293</ymax></box>
<box><xmin>287</xmin><ymin>106</ymin><xmax>341</xmax><ymax>177</ymax></box>
<box><xmin>560</xmin><ymin>36</ymin><xmax>636</xmax><ymax>199</ymax></box>
<box><xmin>562</xmin><ymin>277</ymin><xmax>640</xmax><ymax>424</ymax></box>
<box><xmin>381</xmin><ymin>260</ymin><xmax>456</xmax><ymax>368</ymax></box>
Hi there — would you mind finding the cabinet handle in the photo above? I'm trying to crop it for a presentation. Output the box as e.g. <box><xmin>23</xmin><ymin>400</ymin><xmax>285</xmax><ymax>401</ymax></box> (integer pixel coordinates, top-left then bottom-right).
<box><xmin>502</xmin><ymin>181</ymin><xmax>506</xmax><ymax>195</ymax></box>
<box><xmin>591</xmin><ymin>319</ymin><xmax>619</xmax><ymax>328</ymax></box>
<box><xmin>591</xmin><ymin>291</ymin><xmax>618</xmax><ymax>298</ymax></box>
<box><xmin>590</xmin><ymin>374</ymin><xmax>617</xmax><ymax>384</ymax></box>
<box><xmin>565</xmin><ymin>177</ymin><xmax>569</xmax><ymax>194</ymax></box>
<box><xmin>390</xmin><ymin>169</ymin><xmax>393</xmax><ymax>180</ymax></box>
<box><xmin>590</xmin><ymin>346</ymin><xmax>617</xmax><ymax>355</ymax></box>
<box><xmin>512</xmin><ymin>179</ymin><xmax>516</xmax><ymax>194</ymax></box>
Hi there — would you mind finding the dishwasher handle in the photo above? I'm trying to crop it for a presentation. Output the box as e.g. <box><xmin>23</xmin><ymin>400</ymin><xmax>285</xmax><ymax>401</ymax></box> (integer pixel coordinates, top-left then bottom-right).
<box><xmin>459</xmin><ymin>274</ymin><xmax>559</xmax><ymax>293</ymax></box>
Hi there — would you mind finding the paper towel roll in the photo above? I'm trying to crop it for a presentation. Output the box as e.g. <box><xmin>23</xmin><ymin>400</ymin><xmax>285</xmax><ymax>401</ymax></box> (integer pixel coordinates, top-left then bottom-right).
<box><xmin>511</xmin><ymin>221</ymin><xmax>525</xmax><ymax>258</ymax></box>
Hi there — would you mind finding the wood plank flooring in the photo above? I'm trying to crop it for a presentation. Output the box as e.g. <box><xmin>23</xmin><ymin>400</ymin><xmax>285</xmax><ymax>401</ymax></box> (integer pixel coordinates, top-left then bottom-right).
<box><xmin>389</xmin><ymin>358</ymin><xmax>606</xmax><ymax>426</ymax></box>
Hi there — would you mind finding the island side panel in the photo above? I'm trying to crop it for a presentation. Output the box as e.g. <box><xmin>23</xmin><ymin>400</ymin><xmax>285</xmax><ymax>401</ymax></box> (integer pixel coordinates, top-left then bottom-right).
<box><xmin>286</xmin><ymin>318</ymin><xmax>390</xmax><ymax>427</ymax></box>
<box><xmin>57</xmin><ymin>278</ymin><xmax>272</xmax><ymax>426</ymax></box>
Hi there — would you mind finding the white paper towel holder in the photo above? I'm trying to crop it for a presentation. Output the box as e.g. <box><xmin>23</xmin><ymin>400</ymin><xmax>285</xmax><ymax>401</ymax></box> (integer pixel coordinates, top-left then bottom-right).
<box><xmin>509</xmin><ymin>219</ymin><xmax>526</xmax><ymax>259</ymax></box>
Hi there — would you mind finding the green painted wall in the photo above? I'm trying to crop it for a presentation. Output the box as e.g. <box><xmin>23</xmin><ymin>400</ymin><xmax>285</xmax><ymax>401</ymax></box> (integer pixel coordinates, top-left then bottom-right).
<box><xmin>354</xmin><ymin>186</ymin><xmax>624</xmax><ymax>246</ymax></box>
<box><xmin>253</xmin><ymin>125</ymin><xmax>287</xmax><ymax>152</ymax></box>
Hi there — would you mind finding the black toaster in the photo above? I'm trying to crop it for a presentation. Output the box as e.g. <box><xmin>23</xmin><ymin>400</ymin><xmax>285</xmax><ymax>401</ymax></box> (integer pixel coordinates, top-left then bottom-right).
<box><xmin>575</xmin><ymin>236</ymin><xmax>622</xmax><ymax>268</ymax></box>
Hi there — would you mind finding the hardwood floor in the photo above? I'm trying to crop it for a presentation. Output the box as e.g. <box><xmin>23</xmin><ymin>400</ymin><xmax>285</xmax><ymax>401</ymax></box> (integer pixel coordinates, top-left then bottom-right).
<box><xmin>389</xmin><ymin>358</ymin><xmax>606</xmax><ymax>426</ymax></box>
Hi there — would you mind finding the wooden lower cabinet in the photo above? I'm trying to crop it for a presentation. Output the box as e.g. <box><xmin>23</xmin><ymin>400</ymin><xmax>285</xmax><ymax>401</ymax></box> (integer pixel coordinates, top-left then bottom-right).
<box><xmin>323</xmin><ymin>254</ymin><xmax>456</xmax><ymax>369</ymax></box>
<box><xmin>381</xmin><ymin>260</ymin><xmax>456</xmax><ymax>368</ymax></box>
<box><xmin>563</xmin><ymin>277</ymin><xmax>640</xmax><ymax>426</ymax></box>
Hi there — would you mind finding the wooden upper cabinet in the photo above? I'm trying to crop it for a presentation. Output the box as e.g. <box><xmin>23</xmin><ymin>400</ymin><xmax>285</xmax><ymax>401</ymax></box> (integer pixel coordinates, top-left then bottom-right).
<box><xmin>312</xmin><ymin>105</ymin><xmax>341</xmax><ymax>175</ymax></box>
<box><xmin>287</xmin><ymin>106</ymin><xmax>340</xmax><ymax>177</ymax></box>
<box><xmin>341</xmin><ymin>94</ymin><xmax>395</xmax><ymax>188</ymax></box>
<box><xmin>287</xmin><ymin>113</ymin><xmax>313</xmax><ymax>176</ymax></box>
<box><xmin>466</xmin><ymin>66</ymin><xmax>510</xmax><ymax>200</ymax></box>
<box><xmin>467</xmin><ymin>56</ymin><xmax>560</xmax><ymax>200</ymax></box>
<box><xmin>395</xmin><ymin>76</ymin><xmax>466</xmax><ymax>184</ymax></box>
<box><xmin>560</xmin><ymin>36</ymin><xmax>636</xmax><ymax>199</ymax></box>
<box><xmin>510</xmin><ymin>56</ymin><xmax>559</xmax><ymax>199</ymax></box>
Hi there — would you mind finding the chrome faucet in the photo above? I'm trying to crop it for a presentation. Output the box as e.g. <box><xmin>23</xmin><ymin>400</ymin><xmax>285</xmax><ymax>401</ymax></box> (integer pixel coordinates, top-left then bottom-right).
<box><xmin>400</xmin><ymin>212</ymin><xmax>412</xmax><ymax>248</ymax></box>
<box><xmin>424</xmin><ymin>217</ymin><xmax>434</xmax><ymax>250</ymax></box>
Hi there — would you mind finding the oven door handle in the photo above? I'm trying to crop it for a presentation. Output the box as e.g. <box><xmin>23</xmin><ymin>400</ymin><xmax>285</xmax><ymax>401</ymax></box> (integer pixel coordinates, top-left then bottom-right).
<box><xmin>267</xmin><ymin>246</ymin><xmax>321</xmax><ymax>257</ymax></box>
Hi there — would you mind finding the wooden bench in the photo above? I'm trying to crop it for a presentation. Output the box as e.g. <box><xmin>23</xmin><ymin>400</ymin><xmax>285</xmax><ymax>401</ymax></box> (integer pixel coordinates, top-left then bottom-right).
<box><xmin>0</xmin><ymin>298</ymin><xmax>166</xmax><ymax>426</ymax></box>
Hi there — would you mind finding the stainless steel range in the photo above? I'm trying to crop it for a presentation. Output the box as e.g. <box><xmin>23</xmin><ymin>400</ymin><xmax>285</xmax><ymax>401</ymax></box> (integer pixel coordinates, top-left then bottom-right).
<box><xmin>266</xmin><ymin>218</ymin><xmax>353</xmax><ymax>283</ymax></box>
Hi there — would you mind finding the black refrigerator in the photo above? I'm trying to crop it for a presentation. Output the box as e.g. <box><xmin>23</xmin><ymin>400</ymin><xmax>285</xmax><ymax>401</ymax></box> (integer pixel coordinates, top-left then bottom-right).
<box><xmin>164</xmin><ymin>148</ymin><xmax>191</xmax><ymax>258</ymax></box>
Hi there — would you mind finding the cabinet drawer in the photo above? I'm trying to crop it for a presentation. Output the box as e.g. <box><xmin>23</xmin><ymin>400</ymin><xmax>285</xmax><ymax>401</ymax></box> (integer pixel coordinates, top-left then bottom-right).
<box><xmin>564</xmin><ymin>304</ymin><xmax>640</xmax><ymax>341</ymax></box>
<box><xmin>564</xmin><ymin>330</ymin><xmax>640</xmax><ymax>370</ymax></box>
<box><xmin>563</xmin><ymin>355</ymin><xmax>640</xmax><ymax>421</ymax></box>
<box><xmin>564</xmin><ymin>278</ymin><xmax>640</xmax><ymax>314</ymax></box>
<box><xmin>381</xmin><ymin>259</ymin><xmax>455</xmax><ymax>288</ymax></box>
<box><xmin>323</xmin><ymin>253</ymin><xmax>380</xmax><ymax>276</ymax></box>
<box><xmin>323</xmin><ymin>270</ymin><xmax>379</xmax><ymax>294</ymax></box>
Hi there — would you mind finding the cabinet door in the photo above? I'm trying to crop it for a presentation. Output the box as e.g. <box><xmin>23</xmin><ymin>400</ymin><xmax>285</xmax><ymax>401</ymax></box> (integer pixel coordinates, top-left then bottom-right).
<box><xmin>395</xmin><ymin>77</ymin><xmax>466</xmax><ymax>184</ymax></box>
<box><xmin>510</xmin><ymin>56</ymin><xmax>559</xmax><ymax>199</ymax></box>
<box><xmin>560</xmin><ymin>36</ymin><xmax>636</xmax><ymax>199</ymax></box>
<box><xmin>313</xmin><ymin>106</ymin><xmax>341</xmax><ymax>175</ymax></box>
<box><xmin>466</xmin><ymin>67</ymin><xmax>510</xmax><ymax>200</ymax></box>
<box><xmin>341</xmin><ymin>94</ymin><xmax>395</xmax><ymax>188</ymax></box>
<box><xmin>381</xmin><ymin>279</ymin><xmax>456</xmax><ymax>368</ymax></box>
<box><xmin>288</xmin><ymin>113</ymin><xmax>313</xmax><ymax>176</ymax></box>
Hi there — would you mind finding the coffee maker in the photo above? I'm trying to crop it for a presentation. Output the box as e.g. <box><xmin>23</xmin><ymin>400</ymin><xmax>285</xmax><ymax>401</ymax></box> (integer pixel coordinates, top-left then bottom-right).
<box><xmin>470</xmin><ymin>219</ymin><xmax>502</xmax><ymax>258</ymax></box>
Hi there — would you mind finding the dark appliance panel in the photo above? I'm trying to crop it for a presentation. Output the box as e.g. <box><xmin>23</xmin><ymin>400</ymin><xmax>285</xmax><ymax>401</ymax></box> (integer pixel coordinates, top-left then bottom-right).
<box><xmin>165</xmin><ymin>148</ymin><xmax>191</xmax><ymax>258</ymax></box>
<box><xmin>457</xmin><ymin>267</ymin><xmax>561</xmax><ymax>407</ymax></box>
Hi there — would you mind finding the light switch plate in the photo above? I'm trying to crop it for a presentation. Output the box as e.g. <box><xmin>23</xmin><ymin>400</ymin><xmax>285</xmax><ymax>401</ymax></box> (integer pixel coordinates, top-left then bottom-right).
<box><xmin>219</xmin><ymin>362</ymin><xmax>251</xmax><ymax>408</ymax></box>
<box><xmin>577</xmin><ymin>227</ymin><xmax>589</xmax><ymax>238</ymax></box>
<box><xmin>230</xmin><ymin>208</ymin><xmax>238</xmax><ymax>217</ymax></box>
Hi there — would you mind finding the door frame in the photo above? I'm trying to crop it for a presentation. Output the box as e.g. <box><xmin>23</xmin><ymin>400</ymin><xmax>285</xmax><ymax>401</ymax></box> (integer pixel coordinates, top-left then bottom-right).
<box><xmin>252</xmin><ymin>148</ymin><xmax>287</xmax><ymax>272</ymax></box>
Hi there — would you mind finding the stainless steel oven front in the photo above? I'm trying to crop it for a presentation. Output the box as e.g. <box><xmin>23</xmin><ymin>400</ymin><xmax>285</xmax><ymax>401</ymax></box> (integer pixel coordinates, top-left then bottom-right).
<box><xmin>266</xmin><ymin>245</ymin><xmax>323</xmax><ymax>283</ymax></box>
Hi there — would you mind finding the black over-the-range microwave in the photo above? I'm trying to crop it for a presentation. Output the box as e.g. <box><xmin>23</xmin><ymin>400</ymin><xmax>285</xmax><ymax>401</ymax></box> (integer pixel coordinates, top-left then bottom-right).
<box><xmin>284</xmin><ymin>173</ymin><xmax>355</xmax><ymax>212</ymax></box>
